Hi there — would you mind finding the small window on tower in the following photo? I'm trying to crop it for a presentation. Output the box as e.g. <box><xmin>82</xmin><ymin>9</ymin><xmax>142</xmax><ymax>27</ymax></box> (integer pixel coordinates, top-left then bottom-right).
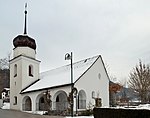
<box><xmin>29</xmin><ymin>65</ymin><xmax>33</xmax><ymax>77</ymax></box>
<box><xmin>14</xmin><ymin>64</ymin><xmax>17</xmax><ymax>77</ymax></box>
<box><xmin>14</xmin><ymin>96</ymin><xmax>17</xmax><ymax>105</ymax></box>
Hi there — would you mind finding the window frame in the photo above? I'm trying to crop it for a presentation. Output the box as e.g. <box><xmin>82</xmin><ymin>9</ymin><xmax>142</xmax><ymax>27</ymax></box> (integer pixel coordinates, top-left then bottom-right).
<box><xmin>14</xmin><ymin>96</ymin><xmax>17</xmax><ymax>105</ymax></box>
<box><xmin>29</xmin><ymin>65</ymin><xmax>33</xmax><ymax>77</ymax></box>
<box><xmin>14</xmin><ymin>64</ymin><xmax>17</xmax><ymax>77</ymax></box>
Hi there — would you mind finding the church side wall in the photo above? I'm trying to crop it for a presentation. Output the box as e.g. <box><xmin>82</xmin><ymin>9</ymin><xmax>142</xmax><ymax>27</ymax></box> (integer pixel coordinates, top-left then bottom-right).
<box><xmin>75</xmin><ymin>56</ymin><xmax>109</xmax><ymax>107</ymax></box>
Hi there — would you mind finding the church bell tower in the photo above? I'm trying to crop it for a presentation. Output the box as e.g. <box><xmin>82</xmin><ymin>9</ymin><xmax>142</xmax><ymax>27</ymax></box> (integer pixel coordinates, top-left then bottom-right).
<box><xmin>10</xmin><ymin>4</ymin><xmax>40</xmax><ymax>110</ymax></box>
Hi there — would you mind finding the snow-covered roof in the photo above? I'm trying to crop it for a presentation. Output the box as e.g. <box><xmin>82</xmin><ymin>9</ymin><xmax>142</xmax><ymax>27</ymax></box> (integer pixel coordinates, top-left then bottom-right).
<box><xmin>2</xmin><ymin>88</ymin><xmax>10</xmax><ymax>92</ymax></box>
<box><xmin>3</xmin><ymin>88</ymin><xmax>10</xmax><ymax>91</ymax></box>
<box><xmin>22</xmin><ymin>55</ymin><xmax>100</xmax><ymax>93</ymax></box>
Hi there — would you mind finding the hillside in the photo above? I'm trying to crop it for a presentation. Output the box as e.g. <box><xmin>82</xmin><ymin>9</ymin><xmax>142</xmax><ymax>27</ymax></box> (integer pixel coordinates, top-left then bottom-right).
<box><xmin>0</xmin><ymin>69</ymin><xmax>10</xmax><ymax>98</ymax></box>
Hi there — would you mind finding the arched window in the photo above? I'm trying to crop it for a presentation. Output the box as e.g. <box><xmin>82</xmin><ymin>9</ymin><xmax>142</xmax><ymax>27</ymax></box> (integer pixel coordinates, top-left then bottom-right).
<box><xmin>14</xmin><ymin>64</ymin><xmax>17</xmax><ymax>77</ymax></box>
<box><xmin>29</xmin><ymin>65</ymin><xmax>33</xmax><ymax>77</ymax></box>
<box><xmin>78</xmin><ymin>90</ymin><xmax>86</xmax><ymax>109</ymax></box>
<box><xmin>22</xmin><ymin>96</ymin><xmax>32</xmax><ymax>111</ymax></box>
<box><xmin>53</xmin><ymin>91</ymin><xmax>68</xmax><ymax>112</ymax></box>
<box><xmin>92</xmin><ymin>91</ymin><xmax>95</xmax><ymax>99</ymax></box>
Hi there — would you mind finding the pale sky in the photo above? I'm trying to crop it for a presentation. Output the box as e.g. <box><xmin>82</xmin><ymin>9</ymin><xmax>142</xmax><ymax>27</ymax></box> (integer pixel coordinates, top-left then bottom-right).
<box><xmin>0</xmin><ymin>0</ymin><xmax>150</xmax><ymax>81</ymax></box>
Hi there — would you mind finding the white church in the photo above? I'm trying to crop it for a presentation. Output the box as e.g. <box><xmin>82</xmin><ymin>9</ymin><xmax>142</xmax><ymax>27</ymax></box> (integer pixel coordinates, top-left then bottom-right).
<box><xmin>10</xmin><ymin>6</ymin><xmax>109</xmax><ymax>114</ymax></box>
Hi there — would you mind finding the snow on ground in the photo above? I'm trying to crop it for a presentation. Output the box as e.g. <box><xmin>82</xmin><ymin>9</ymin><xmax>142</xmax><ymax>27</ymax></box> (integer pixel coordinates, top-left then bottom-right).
<box><xmin>113</xmin><ymin>104</ymin><xmax>150</xmax><ymax>110</ymax></box>
<box><xmin>66</xmin><ymin>116</ymin><xmax>93</xmax><ymax>118</ymax></box>
<box><xmin>25</xmin><ymin>111</ymin><xmax>48</xmax><ymax>115</ymax></box>
<box><xmin>1</xmin><ymin>102</ymin><xmax>10</xmax><ymax>109</ymax></box>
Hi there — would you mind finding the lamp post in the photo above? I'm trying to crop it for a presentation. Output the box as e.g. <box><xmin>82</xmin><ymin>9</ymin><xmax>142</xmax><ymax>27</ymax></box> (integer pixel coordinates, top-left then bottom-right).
<box><xmin>65</xmin><ymin>52</ymin><xmax>74</xmax><ymax>117</ymax></box>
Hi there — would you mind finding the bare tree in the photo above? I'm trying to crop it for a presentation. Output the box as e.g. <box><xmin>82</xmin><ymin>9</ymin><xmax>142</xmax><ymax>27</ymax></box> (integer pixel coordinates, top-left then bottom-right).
<box><xmin>0</xmin><ymin>53</ymin><xmax>10</xmax><ymax>70</ymax></box>
<box><xmin>128</xmin><ymin>60</ymin><xmax>150</xmax><ymax>103</ymax></box>
<box><xmin>0</xmin><ymin>55</ymin><xmax>10</xmax><ymax>98</ymax></box>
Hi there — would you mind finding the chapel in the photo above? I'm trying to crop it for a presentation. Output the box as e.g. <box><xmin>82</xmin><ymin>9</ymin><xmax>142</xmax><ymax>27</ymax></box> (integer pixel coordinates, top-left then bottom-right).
<box><xmin>10</xmin><ymin>4</ymin><xmax>109</xmax><ymax>114</ymax></box>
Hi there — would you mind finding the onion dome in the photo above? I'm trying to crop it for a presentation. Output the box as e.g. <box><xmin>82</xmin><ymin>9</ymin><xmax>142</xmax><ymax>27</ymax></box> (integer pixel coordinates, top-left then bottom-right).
<box><xmin>13</xmin><ymin>35</ymin><xmax>36</xmax><ymax>50</ymax></box>
<box><xmin>13</xmin><ymin>3</ymin><xmax>36</xmax><ymax>50</ymax></box>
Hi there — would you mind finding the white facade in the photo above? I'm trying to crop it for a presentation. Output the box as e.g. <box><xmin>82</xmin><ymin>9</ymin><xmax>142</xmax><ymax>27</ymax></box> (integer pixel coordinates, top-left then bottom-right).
<box><xmin>9</xmin><ymin>5</ymin><xmax>109</xmax><ymax>114</ymax></box>
<box><xmin>10</xmin><ymin>45</ymin><xmax>40</xmax><ymax>110</ymax></box>
<box><xmin>10</xmin><ymin>46</ymin><xmax>109</xmax><ymax>113</ymax></box>
<box><xmin>13</xmin><ymin>47</ymin><xmax>36</xmax><ymax>59</ymax></box>
<box><xmin>74</xmin><ymin>57</ymin><xmax>109</xmax><ymax>107</ymax></box>
<box><xmin>10</xmin><ymin>29</ymin><xmax>109</xmax><ymax>113</ymax></box>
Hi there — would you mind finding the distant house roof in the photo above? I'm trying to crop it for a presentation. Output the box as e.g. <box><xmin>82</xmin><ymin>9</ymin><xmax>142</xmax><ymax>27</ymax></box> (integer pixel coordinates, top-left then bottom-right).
<box><xmin>1</xmin><ymin>88</ymin><xmax>10</xmax><ymax>93</ymax></box>
<box><xmin>21</xmin><ymin>55</ymin><xmax>100</xmax><ymax>93</ymax></box>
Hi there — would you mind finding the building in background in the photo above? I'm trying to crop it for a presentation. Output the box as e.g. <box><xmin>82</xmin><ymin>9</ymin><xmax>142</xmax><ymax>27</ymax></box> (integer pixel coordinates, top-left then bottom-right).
<box><xmin>1</xmin><ymin>88</ymin><xmax>10</xmax><ymax>102</ymax></box>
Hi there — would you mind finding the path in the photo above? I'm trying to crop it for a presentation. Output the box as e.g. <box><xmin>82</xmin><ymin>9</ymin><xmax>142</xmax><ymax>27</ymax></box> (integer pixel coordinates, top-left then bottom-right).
<box><xmin>0</xmin><ymin>109</ymin><xmax>63</xmax><ymax>118</ymax></box>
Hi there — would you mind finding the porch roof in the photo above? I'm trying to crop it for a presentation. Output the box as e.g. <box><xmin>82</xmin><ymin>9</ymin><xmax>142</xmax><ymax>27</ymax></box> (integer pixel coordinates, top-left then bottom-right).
<box><xmin>21</xmin><ymin>55</ymin><xmax>100</xmax><ymax>93</ymax></box>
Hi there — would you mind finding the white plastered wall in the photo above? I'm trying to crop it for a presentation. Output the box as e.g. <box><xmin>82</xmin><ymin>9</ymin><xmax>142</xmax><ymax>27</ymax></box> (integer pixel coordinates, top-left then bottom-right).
<box><xmin>10</xmin><ymin>47</ymin><xmax>40</xmax><ymax>111</ymax></box>
<box><xmin>74</xmin><ymin>56</ymin><xmax>109</xmax><ymax>108</ymax></box>
<box><xmin>13</xmin><ymin>47</ymin><xmax>36</xmax><ymax>58</ymax></box>
<box><xmin>21</xmin><ymin>85</ymin><xmax>71</xmax><ymax>111</ymax></box>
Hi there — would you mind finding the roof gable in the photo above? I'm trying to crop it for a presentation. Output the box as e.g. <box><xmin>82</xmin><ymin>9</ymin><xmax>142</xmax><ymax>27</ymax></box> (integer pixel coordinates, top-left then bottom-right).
<box><xmin>21</xmin><ymin>55</ymin><xmax>100</xmax><ymax>93</ymax></box>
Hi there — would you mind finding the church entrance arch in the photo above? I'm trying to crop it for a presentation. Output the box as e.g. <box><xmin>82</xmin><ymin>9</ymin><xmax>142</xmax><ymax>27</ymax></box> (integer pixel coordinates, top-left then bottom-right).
<box><xmin>53</xmin><ymin>91</ymin><xmax>68</xmax><ymax>113</ymax></box>
<box><xmin>78</xmin><ymin>90</ymin><xmax>86</xmax><ymax>109</ymax></box>
<box><xmin>22</xmin><ymin>96</ymin><xmax>32</xmax><ymax>111</ymax></box>
<box><xmin>36</xmin><ymin>93</ymin><xmax>45</xmax><ymax>111</ymax></box>
<box><xmin>39</xmin><ymin>96</ymin><xmax>45</xmax><ymax>110</ymax></box>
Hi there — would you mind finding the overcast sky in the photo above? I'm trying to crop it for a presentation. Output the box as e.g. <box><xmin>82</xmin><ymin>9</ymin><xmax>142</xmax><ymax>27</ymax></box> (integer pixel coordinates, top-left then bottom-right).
<box><xmin>0</xmin><ymin>0</ymin><xmax>150</xmax><ymax>81</ymax></box>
